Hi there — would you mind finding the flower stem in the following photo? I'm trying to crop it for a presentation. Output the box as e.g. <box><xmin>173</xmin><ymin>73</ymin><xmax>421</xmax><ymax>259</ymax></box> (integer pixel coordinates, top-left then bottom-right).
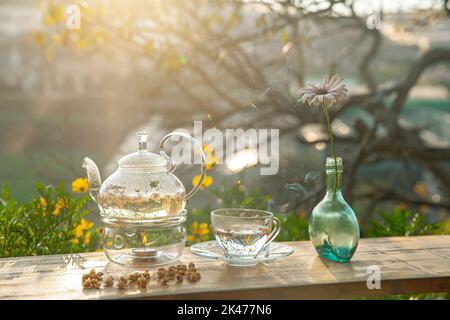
<box><xmin>321</xmin><ymin>102</ymin><xmax>338</xmax><ymax>198</ymax></box>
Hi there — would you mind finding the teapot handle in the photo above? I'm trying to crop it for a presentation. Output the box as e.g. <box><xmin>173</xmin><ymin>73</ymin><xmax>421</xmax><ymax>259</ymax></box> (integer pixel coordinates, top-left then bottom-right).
<box><xmin>159</xmin><ymin>132</ymin><xmax>206</xmax><ymax>200</ymax></box>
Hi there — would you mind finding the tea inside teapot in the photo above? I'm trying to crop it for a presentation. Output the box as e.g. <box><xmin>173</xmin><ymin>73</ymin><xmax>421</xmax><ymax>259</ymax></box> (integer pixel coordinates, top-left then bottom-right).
<box><xmin>96</xmin><ymin>187</ymin><xmax>186</xmax><ymax>219</ymax></box>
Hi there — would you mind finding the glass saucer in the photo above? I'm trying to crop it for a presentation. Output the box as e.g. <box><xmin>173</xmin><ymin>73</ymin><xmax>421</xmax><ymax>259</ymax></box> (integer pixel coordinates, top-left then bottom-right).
<box><xmin>190</xmin><ymin>241</ymin><xmax>294</xmax><ymax>266</ymax></box>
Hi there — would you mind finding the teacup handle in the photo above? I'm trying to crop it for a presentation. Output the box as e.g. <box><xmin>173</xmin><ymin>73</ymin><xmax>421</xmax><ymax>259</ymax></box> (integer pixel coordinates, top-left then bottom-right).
<box><xmin>264</xmin><ymin>217</ymin><xmax>281</xmax><ymax>248</ymax></box>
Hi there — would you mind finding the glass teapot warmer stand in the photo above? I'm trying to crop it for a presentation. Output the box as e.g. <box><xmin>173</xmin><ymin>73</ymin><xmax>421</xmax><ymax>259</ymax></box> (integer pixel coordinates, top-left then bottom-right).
<box><xmin>102</xmin><ymin>211</ymin><xmax>187</xmax><ymax>266</ymax></box>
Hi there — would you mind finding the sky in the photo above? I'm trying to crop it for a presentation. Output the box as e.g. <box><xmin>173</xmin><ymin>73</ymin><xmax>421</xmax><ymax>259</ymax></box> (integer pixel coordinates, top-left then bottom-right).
<box><xmin>0</xmin><ymin>0</ymin><xmax>443</xmax><ymax>36</ymax></box>
<box><xmin>354</xmin><ymin>0</ymin><xmax>441</xmax><ymax>14</ymax></box>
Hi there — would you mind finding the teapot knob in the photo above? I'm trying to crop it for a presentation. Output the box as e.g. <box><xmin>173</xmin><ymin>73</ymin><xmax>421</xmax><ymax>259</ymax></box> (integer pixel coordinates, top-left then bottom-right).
<box><xmin>136</xmin><ymin>131</ymin><xmax>148</xmax><ymax>152</ymax></box>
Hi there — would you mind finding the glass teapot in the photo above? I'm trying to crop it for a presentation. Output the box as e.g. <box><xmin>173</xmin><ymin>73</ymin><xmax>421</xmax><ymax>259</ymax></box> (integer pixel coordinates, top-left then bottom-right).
<box><xmin>83</xmin><ymin>131</ymin><xmax>206</xmax><ymax>223</ymax></box>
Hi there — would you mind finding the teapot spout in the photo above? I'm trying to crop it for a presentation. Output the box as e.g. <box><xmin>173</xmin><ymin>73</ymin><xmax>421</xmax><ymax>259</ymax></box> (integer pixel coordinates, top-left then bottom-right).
<box><xmin>82</xmin><ymin>157</ymin><xmax>102</xmax><ymax>202</ymax></box>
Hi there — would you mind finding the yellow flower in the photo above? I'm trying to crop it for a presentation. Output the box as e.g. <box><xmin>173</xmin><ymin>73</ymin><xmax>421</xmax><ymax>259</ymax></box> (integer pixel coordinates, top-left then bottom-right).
<box><xmin>53</xmin><ymin>198</ymin><xmax>66</xmax><ymax>215</ymax></box>
<box><xmin>71</xmin><ymin>238</ymin><xmax>79</xmax><ymax>245</ymax></box>
<box><xmin>43</xmin><ymin>13</ymin><xmax>55</xmax><ymax>26</ymax></box>
<box><xmin>74</xmin><ymin>226</ymin><xmax>84</xmax><ymax>239</ymax></box>
<box><xmin>202</xmin><ymin>144</ymin><xmax>219</xmax><ymax>170</ymax></box>
<box><xmin>74</xmin><ymin>218</ymin><xmax>93</xmax><ymax>238</ymax></box>
<box><xmin>42</xmin><ymin>3</ymin><xmax>65</xmax><ymax>26</ymax></box>
<box><xmin>192</xmin><ymin>174</ymin><xmax>213</xmax><ymax>189</ymax></box>
<box><xmin>39</xmin><ymin>197</ymin><xmax>47</xmax><ymax>210</ymax></box>
<box><xmin>33</xmin><ymin>31</ymin><xmax>45</xmax><ymax>46</ymax></box>
<box><xmin>71</xmin><ymin>177</ymin><xmax>89</xmax><ymax>193</ymax></box>
<box><xmin>206</xmin><ymin>154</ymin><xmax>219</xmax><ymax>170</ymax></box>
<box><xmin>202</xmin><ymin>144</ymin><xmax>213</xmax><ymax>155</ymax></box>
<box><xmin>187</xmin><ymin>222</ymin><xmax>210</xmax><ymax>243</ymax></box>
<box><xmin>81</xmin><ymin>218</ymin><xmax>93</xmax><ymax>229</ymax></box>
<box><xmin>83</xmin><ymin>232</ymin><xmax>91</xmax><ymax>245</ymax></box>
<box><xmin>141</xmin><ymin>232</ymin><xmax>148</xmax><ymax>245</ymax></box>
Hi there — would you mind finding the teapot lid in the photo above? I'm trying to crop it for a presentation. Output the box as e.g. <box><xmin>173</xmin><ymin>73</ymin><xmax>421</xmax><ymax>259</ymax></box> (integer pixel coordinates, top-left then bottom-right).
<box><xmin>118</xmin><ymin>132</ymin><xmax>167</xmax><ymax>168</ymax></box>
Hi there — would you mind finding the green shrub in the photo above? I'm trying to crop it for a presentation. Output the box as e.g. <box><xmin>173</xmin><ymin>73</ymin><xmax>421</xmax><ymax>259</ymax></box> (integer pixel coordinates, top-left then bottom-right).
<box><xmin>276</xmin><ymin>212</ymin><xmax>309</xmax><ymax>241</ymax></box>
<box><xmin>0</xmin><ymin>182</ymin><xmax>100</xmax><ymax>258</ymax></box>
<box><xmin>366</xmin><ymin>208</ymin><xmax>438</xmax><ymax>237</ymax></box>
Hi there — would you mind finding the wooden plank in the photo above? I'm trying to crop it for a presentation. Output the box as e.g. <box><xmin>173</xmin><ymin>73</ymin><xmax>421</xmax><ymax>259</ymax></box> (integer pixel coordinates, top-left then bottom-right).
<box><xmin>0</xmin><ymin>236</ymin><xmax>449</xmax><ymax>300</ymax></box>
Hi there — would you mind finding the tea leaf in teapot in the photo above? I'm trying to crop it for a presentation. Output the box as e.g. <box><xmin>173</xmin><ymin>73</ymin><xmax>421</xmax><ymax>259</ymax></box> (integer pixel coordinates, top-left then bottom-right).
<box><xmin>149</xmin><ymin>180</ymin><xmax>160</xmax><ymax>190</ymax></box>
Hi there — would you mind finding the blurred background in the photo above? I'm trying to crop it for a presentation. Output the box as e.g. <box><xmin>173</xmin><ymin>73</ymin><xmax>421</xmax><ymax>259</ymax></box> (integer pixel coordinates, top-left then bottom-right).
<box><xmin>0</xmin><ymin>0</ymin><xmax>449</xmax><ymax>229</ymax></box>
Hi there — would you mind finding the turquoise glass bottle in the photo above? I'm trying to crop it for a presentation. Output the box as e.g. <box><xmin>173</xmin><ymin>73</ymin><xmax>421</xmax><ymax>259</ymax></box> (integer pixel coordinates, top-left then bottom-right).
<box><xmin>309</xmin><ymin>157</ymin><xmax>359</xmax><ymax>262</ymax></box>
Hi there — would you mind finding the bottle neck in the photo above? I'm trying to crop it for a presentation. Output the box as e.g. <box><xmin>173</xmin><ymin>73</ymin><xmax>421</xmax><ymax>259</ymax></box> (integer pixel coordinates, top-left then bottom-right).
<box><xmin>325</xmin><ymin>170</ymin><xmax>343</xmax><ymax>196</ymax></box>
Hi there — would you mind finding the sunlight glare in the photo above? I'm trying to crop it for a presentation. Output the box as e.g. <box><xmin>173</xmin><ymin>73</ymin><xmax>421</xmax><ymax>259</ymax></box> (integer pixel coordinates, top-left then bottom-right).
<box><xmin>226</xmin><ymin>149</ymin><xmax>258</xmax><ymax>173</ymax></box>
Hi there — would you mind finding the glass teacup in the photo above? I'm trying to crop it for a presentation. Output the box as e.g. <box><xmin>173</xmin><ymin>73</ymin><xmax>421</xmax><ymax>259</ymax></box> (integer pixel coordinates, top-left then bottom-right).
<box><xmin>211</xmin><ymin>208</ymin><xmax>281</xmax><ymax>266</ymax></box>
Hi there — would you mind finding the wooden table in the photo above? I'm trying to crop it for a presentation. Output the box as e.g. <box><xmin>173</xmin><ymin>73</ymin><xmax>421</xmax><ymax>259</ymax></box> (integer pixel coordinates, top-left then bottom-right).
<box><xmin>0</xmin><ymin>235</ymin><xmax>449</xmax><ymax>299</ymax></box>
